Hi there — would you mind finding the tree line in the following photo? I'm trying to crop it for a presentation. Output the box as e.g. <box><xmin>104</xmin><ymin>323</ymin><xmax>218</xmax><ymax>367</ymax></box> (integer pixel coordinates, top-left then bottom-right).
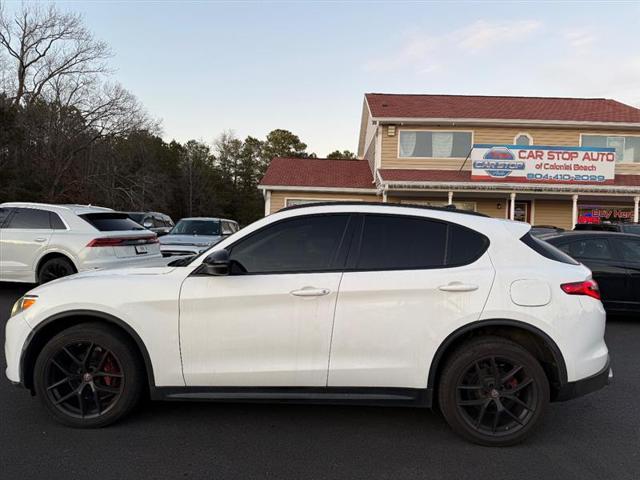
<box><xmin>0</xmin><ymin>4</ymin><xmax>354</xmax><ymax>225</ymax></box>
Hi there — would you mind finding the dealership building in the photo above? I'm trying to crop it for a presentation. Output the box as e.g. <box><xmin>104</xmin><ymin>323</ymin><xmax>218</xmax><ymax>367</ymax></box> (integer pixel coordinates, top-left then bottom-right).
<box><xmin>259</xmin><ymin>94</ymin><xmax>640</xmax><ymax>228</ymax></box>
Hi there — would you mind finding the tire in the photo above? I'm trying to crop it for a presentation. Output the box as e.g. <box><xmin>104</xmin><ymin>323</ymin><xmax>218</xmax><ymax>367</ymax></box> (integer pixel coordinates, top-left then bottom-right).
<box><xmin>438</xmin><ymin>336</ymin><xmax>549</xmax><ymax>446</ymax></box>
<box><xmin>38</xmin><ymin>257</ymin><xmax>76</xmax><ymax>284</ymax></box>
<box><xmin>33</xmin><ymin>323</ymin><xmax>144</xmax><ymax>428</ymax></box>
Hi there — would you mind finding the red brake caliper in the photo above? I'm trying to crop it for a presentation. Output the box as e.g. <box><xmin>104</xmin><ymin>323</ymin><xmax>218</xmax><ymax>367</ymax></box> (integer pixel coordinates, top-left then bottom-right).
<box><xmin>103</xmin><ymin>355</ymin><xmax>118</xmax><ymax>386</ymax></box>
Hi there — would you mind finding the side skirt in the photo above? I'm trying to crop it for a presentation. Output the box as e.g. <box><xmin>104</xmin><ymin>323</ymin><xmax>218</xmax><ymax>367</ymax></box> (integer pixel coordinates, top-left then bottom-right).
<box><xmin>151</xmin><ymin>386</ymin><xmax>433</xmax><ymax>408</ymax></box>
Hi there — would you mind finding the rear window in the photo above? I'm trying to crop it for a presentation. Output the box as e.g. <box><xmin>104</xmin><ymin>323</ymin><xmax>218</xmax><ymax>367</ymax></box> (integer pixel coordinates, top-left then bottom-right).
<box><xmin>80</xmin><ymin>213</ymin><xmax>145</xmax><ymax>232</ymax></box>
<box><xmin>521</xmin><ymin>232</ymin><xmax>578</xmax><ymax>265</ymax></box>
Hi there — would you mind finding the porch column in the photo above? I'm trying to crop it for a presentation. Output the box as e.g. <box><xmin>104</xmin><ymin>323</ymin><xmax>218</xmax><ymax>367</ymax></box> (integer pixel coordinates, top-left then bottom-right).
<box><xmin>634</xmin><ymin>196</ymin><xmax>640</xmax><ymax>223</ymax></box>
<box><xmin>382</xmin><ymin>186</ymin><xmax>388</xmax><ymax>203</ymax></box>
<box><xmin>571</xmin><ymin>194</ymin><xmax>579</xmax><ymax>227</ymax></box>
<box><xmin>509</xmin><ymin>192</ymin><xmax>516</xmax><ymax>220</ymax></box>
<box><xmin>447</xmin><ymin>191</ymin><xmax>454</xmax><ymax>205</ymax></box>
<box><xmin>264</xmin><ymin>190</ymin><xmax>271</xmax><ymax>217</ymax></box>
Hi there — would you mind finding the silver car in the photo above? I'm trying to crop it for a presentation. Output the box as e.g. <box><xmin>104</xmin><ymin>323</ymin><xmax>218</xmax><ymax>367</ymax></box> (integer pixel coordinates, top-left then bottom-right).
<box><xmin>159</xmin><ymin>217</ymin><xmax>239</xmax><ymax>257</ymax></box>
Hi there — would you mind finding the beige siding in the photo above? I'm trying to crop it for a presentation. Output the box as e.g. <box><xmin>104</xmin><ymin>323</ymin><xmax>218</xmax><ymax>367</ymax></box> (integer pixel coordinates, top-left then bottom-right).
<box><xmin>380</xmin><ymin>125</ymin><xmax>640</xmax><ymax>175</ymax></box>
<box><xmin>268</xmin><ymin>191</ymin><xmax>379</xmax><ymax>214</ymax></box>
<box><xmin>534</xmin><ymin>200</ymin><xmax>573</xmax><ymax>229</ymax></box>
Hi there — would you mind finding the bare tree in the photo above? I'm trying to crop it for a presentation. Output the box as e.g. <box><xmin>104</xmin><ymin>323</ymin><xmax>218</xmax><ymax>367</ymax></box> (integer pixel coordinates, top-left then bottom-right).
<box><xmin>0</xmin><ymin>2</ymin><xmax>110</xmax><ymax>106</ymax></box>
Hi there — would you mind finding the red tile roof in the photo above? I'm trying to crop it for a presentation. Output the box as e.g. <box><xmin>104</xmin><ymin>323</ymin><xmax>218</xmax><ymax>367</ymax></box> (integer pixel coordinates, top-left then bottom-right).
<box><xmin>260</xmin><ymin>157</ymin><xmax>375</xmax><ymax>189</ymax></box>
<box><xmin>366</xmin><ymin>94</ymin><xmax>640</xmax><ymax>124</ymax></box>
<box><xmin>379</xmin><ymin>169</ymin><xmax>640</xmax><ymax>187</ymax></box>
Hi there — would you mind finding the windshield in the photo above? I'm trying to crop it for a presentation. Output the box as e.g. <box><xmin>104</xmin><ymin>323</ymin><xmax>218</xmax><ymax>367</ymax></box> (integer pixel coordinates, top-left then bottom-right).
<box><xmin>171</xmin><ymin>219</ymin><xmax>221</xmax><ymax>236</ymax></box>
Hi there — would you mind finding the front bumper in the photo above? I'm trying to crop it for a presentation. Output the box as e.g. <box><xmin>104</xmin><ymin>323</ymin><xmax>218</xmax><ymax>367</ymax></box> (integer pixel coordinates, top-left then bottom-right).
<box><xmin>555</xmin><ymin>356</ymin><xmax>612</xmax><ymax>402</ymax></box>
<box><xmin>4</xmin><ymin>312</ymin><xmax>33</xmax><ymax>385</ymax></box>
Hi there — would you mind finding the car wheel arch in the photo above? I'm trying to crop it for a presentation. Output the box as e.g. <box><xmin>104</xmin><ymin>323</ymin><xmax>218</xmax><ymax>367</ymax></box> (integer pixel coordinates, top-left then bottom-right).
<box><xmin>427</xmin><ymin>319</ymin><xmax>568</xmax><ymax>402</ymax></box>
<box><xmin>21</xmin><ymin>310</ymin><xmax>156</xmax><ymax>394</ymax></box>
<box><xmin>35</xmin><ymin>251</ymin><xmax>78</xmax><ymax>277</ymax></box>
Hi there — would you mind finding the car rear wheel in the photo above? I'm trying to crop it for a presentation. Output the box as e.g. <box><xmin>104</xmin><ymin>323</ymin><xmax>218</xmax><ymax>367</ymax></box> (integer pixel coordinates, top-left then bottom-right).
<box><xmin>438</xmin><ymin>336</ymin><xmax>549</xmax><ymax>446</ymax></box>
<box><xmin>38</xmin><ymin>257</ymin><xmax>76</xmax><ymax>284</ymax></box>
<box><xmin>33</xmin><ymin>323</ymin><xmax>144</xmax><ymax>428</ymax></box>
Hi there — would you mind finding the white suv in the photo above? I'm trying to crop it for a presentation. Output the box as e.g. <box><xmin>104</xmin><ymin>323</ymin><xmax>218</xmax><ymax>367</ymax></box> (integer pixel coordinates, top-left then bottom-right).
<box><xmin>4</xmin><ymin>203</ymin><xmax>610</xmax><ymax>445</ymax></box>
<box><xmin>0</xmin><ymin>203</ymin><xmax>162</xmax><ymax>284</ymax></box>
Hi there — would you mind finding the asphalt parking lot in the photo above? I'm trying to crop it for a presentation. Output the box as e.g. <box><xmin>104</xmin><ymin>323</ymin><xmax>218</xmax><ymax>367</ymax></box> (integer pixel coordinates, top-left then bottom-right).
<box><xmin>1</xmin><ymin>283</ymin><xmax>639</xmax><ymax>480</ymax></box>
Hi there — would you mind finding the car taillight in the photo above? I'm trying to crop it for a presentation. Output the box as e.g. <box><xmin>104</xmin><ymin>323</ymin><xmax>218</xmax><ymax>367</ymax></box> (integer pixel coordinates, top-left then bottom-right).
<box><xmin>87</xmin><ymin>236</ymin><xmax>158</xmax><ymax>247</ymax></box>
<box><xmin>561</xmin><ymin>280</ymin><xmax>601</xmax><ymax>300</ymax></box>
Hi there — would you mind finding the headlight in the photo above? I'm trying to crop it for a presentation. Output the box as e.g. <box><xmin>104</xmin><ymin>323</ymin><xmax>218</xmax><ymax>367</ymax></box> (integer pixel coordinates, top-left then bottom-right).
<box><xmin>10</xmin><ymin>296</ymin><xmax>37</xmax><ymax>317</ymax></box>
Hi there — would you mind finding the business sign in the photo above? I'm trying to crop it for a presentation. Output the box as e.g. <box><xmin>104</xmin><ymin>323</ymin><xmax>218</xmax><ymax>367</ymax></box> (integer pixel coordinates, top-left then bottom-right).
<box><xmin>471</xmin><ymin>144</ymin><xmax>616</xmax><ymax>184</ymax></box>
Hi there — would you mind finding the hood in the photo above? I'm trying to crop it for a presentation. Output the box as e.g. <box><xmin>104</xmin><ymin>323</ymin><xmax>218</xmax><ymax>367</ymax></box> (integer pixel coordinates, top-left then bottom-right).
<box><xmin>159</xmin><ymin>234</ymin><xmax>221</xmax><ymax>247</ymax></box>
<box><xmin>27</xmin><ymin>262</ymin><xmax>178</xmax><ymax>295</ymax></box>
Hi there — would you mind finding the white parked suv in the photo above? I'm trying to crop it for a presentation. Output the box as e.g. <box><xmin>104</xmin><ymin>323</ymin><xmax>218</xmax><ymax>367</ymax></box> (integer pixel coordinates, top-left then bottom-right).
<box><xmin>4</xmin><ymin>203</ymin><xmax>610</xmax><ymax>445</ymax></box>
<box><xmin>0</xmin><ymin>203</ymin><xmax>162</xmax><ymax>284</ymax></box>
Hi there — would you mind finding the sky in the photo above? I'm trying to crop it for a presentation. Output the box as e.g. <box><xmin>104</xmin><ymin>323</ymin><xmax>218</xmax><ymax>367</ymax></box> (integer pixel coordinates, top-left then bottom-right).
<box><xmin>9</xmin><ymin>0</ymin><xmax>640</xmax><ymax>156</ymax></box>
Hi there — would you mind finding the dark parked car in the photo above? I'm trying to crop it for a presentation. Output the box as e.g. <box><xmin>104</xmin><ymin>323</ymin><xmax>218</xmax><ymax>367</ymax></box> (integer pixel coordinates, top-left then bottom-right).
<box><xmin>544</xmin><ymin>231</ymin><xmax>640</xmax><ymax>315</ymax></box>
<box><xmin>574</xmin><ymin>222</ymin><xmax>640</xmax><ymax>234</ymax></box>
<box><xmin>126</xmin><ymin>211</ymin><xmax>174</xmax><ymax>236</ymax></box>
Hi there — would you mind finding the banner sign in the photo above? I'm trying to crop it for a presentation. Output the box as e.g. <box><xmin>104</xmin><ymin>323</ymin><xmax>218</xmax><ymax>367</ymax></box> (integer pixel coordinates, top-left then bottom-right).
<box><xmin>471</xmin><ymin>144</ymin><xmax>616</xmax><ymax>184</ymax></box>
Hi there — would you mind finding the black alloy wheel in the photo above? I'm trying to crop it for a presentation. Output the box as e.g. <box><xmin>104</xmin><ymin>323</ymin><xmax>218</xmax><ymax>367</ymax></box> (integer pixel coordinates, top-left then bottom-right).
<box><xmin>439</xmin><ymin>337</ymin><xmax>549</xmax><ymax>446</ymax></box>
<box><xmin>38</xmin><ymin>257</ymin><xmax>76</xmax><ymax>284</ymax></box>
<box><xmin>43</xmin><ymin>341</ymin><xmax>124</xmax><ymax>419</ymax></box>
<box><xmin>34</xmin><ymin>323</ymin><xmax>144</xmax><ymax>427</ymax></box>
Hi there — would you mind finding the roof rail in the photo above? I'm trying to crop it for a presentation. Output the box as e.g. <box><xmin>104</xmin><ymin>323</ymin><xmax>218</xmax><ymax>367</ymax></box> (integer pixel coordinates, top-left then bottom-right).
<box><xmin>279</xmin><ymin>201</ymin><xmax>489</xmax><ymax>217</ymax></box>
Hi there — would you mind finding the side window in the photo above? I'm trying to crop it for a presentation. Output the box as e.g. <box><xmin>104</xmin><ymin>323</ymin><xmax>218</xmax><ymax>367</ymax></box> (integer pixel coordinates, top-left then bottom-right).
<box><xmin>229</xmin><ymin>214</ymin><xmax>349</xmax><ymax>274</ymax></box>
<box><xmin>447</xmin><ymin>223</ymin><xmax>490</xmax><ymax>266</ymax></box>
<box><xmin>612</xmin><ymin>238</ymin><xmax>640</xmax><ymax>263</ymax></box>
<box><xmin>565</xmin><ymin>238</ymin><xmax>613</xmax><ymax>261</ymax></box>
<box><xmin>221</xmin><ymin>221</ymin><xmax>234</xmax><ymax>235</ymax></box>
<box><xmin>357</xmin><ymin>215</ymin><xmax>448</xmax><ymax>270</ymax></box>
<box><xmin>49</xmin><ymin>212</ymin><xmax>66</xmax><ymax>230</ymax></box>
<box><xmin>0</xmin><ymin>208</ymin><xmax>11</xmax><ymax>227</ymax></box>
<box><xmin>5</xmin><ymin>208</ymin><xmax>52</xmax><ymax>229</ymax></box>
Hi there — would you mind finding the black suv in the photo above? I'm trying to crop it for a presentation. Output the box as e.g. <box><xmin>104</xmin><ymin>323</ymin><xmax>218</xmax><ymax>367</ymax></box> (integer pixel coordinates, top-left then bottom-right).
<box><xmin>574</xmin><ymin>223</ymin><xmax>640</xmax><ymax>235</ymax></box>
<box><xmin>544</xmin><ymin>231</ymin><xmax>640</xmax><ymax>315</ymax></box>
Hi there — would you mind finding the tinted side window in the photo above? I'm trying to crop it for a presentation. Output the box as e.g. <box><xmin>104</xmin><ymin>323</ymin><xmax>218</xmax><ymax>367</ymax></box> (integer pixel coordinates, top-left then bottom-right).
<box><xmin>565</xmin><ymin>238</ymin><xmax>614</xmax><ymax>261</ymax></box>
<box><xmin>6</xmin><ymin>208</ymin><xmax>52</xmax><ymax>229</ymax></box>
<box><xmin>229</xmin><ymin>214</ymin><xmax>349</xmax><ymax>274</ymax></box>
<box><xmin>0</xmin><ymin>208</ymin><xmax>11</xmax><ymax>227</ymax></box>
<box><xmin>447</xmin><ymin>223</ymin><xmax>490</xmax><ymax>266</ymax></box>
<box><xmin>612</xmin><ymin>238</ymin><xmax>640</xmax><ymax>263</ymax></box>
<box><xmin>357</xmin><ymin>215</ymin><xmax>448</xmax><ymax>270</ymax></box>
<box><xmin>49</xmin><ymin>212</ymin><xmax>66</xmax><ymax>229</ymax></box>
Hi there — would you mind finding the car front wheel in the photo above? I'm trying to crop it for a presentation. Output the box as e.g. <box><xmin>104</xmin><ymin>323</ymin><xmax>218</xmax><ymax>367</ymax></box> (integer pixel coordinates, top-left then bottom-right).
<box><xmin>438</xmin><ymin>336</ymin><xmax>549</xmax><ymax>446</ymax></box>
<box><xmin>33</xmin><ymin>323</ymin><xmax>144</xmax><ymax>428</ymax></box>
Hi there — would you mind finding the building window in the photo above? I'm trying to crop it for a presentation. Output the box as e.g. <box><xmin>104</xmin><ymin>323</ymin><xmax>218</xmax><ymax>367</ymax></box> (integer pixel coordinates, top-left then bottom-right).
<box><xmin>514</xmin><ymin>133</ymin><xmax>533</xmax><ymax>146</ymax></box>
<box><xmin>398</xmin><ymin>131</ymin><xmax>472</xmax><ymax>158</ymax></box>
<box><xmin>581</xmin><ymin>134</ymin><xmax>640</xmax><ymax>163</ymax></box>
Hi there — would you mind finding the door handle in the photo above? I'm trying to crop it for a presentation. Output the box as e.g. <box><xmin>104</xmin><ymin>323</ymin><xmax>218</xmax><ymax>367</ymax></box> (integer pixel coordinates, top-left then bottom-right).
<box><xmin>290</xmin><ymin>287</ymin><xmax>331</xmax><ymax>297</ymax></box>
<box><xmin>438</xmin><ymin>282</ymin><xmax>479</xmax><ymax>292</ymax></box>
<box><xmin>34</xmin><ymin>238</ymin><xmax>47</xmax><ymax>243</ymax></box>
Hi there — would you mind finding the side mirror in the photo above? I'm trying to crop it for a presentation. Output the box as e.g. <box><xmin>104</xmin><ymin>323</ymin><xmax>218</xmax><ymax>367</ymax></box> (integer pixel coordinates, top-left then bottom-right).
<box><xmin>201</xmin><ymin>249</ymin><xmax>230</xmax><ymax>276</ymax></box>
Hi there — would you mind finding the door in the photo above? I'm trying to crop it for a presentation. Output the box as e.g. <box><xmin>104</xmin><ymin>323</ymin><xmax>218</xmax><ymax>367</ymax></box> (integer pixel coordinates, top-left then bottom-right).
<box><xmin>610</xmin><ymin>236</ymin><xmax>640</xmax><ymax>312</ymax></box>
<box><xmin>0</xmin><ymin>207</ymin><xmax>54</xmax><ymax>282</ymax></box>
<box><xmin>179</xmin><ymin>214</ymin><xmax>352</xmax><ymax>387</ymax></box>
<box><xmin>328</xmin><ymin>214</ymin><xmax>495</xmax><ymax>388</ymax></box>
<box><xmin>557</xmin><ymin>237</ymin><xmax>629</xmax><ymax>311</ymax></box>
